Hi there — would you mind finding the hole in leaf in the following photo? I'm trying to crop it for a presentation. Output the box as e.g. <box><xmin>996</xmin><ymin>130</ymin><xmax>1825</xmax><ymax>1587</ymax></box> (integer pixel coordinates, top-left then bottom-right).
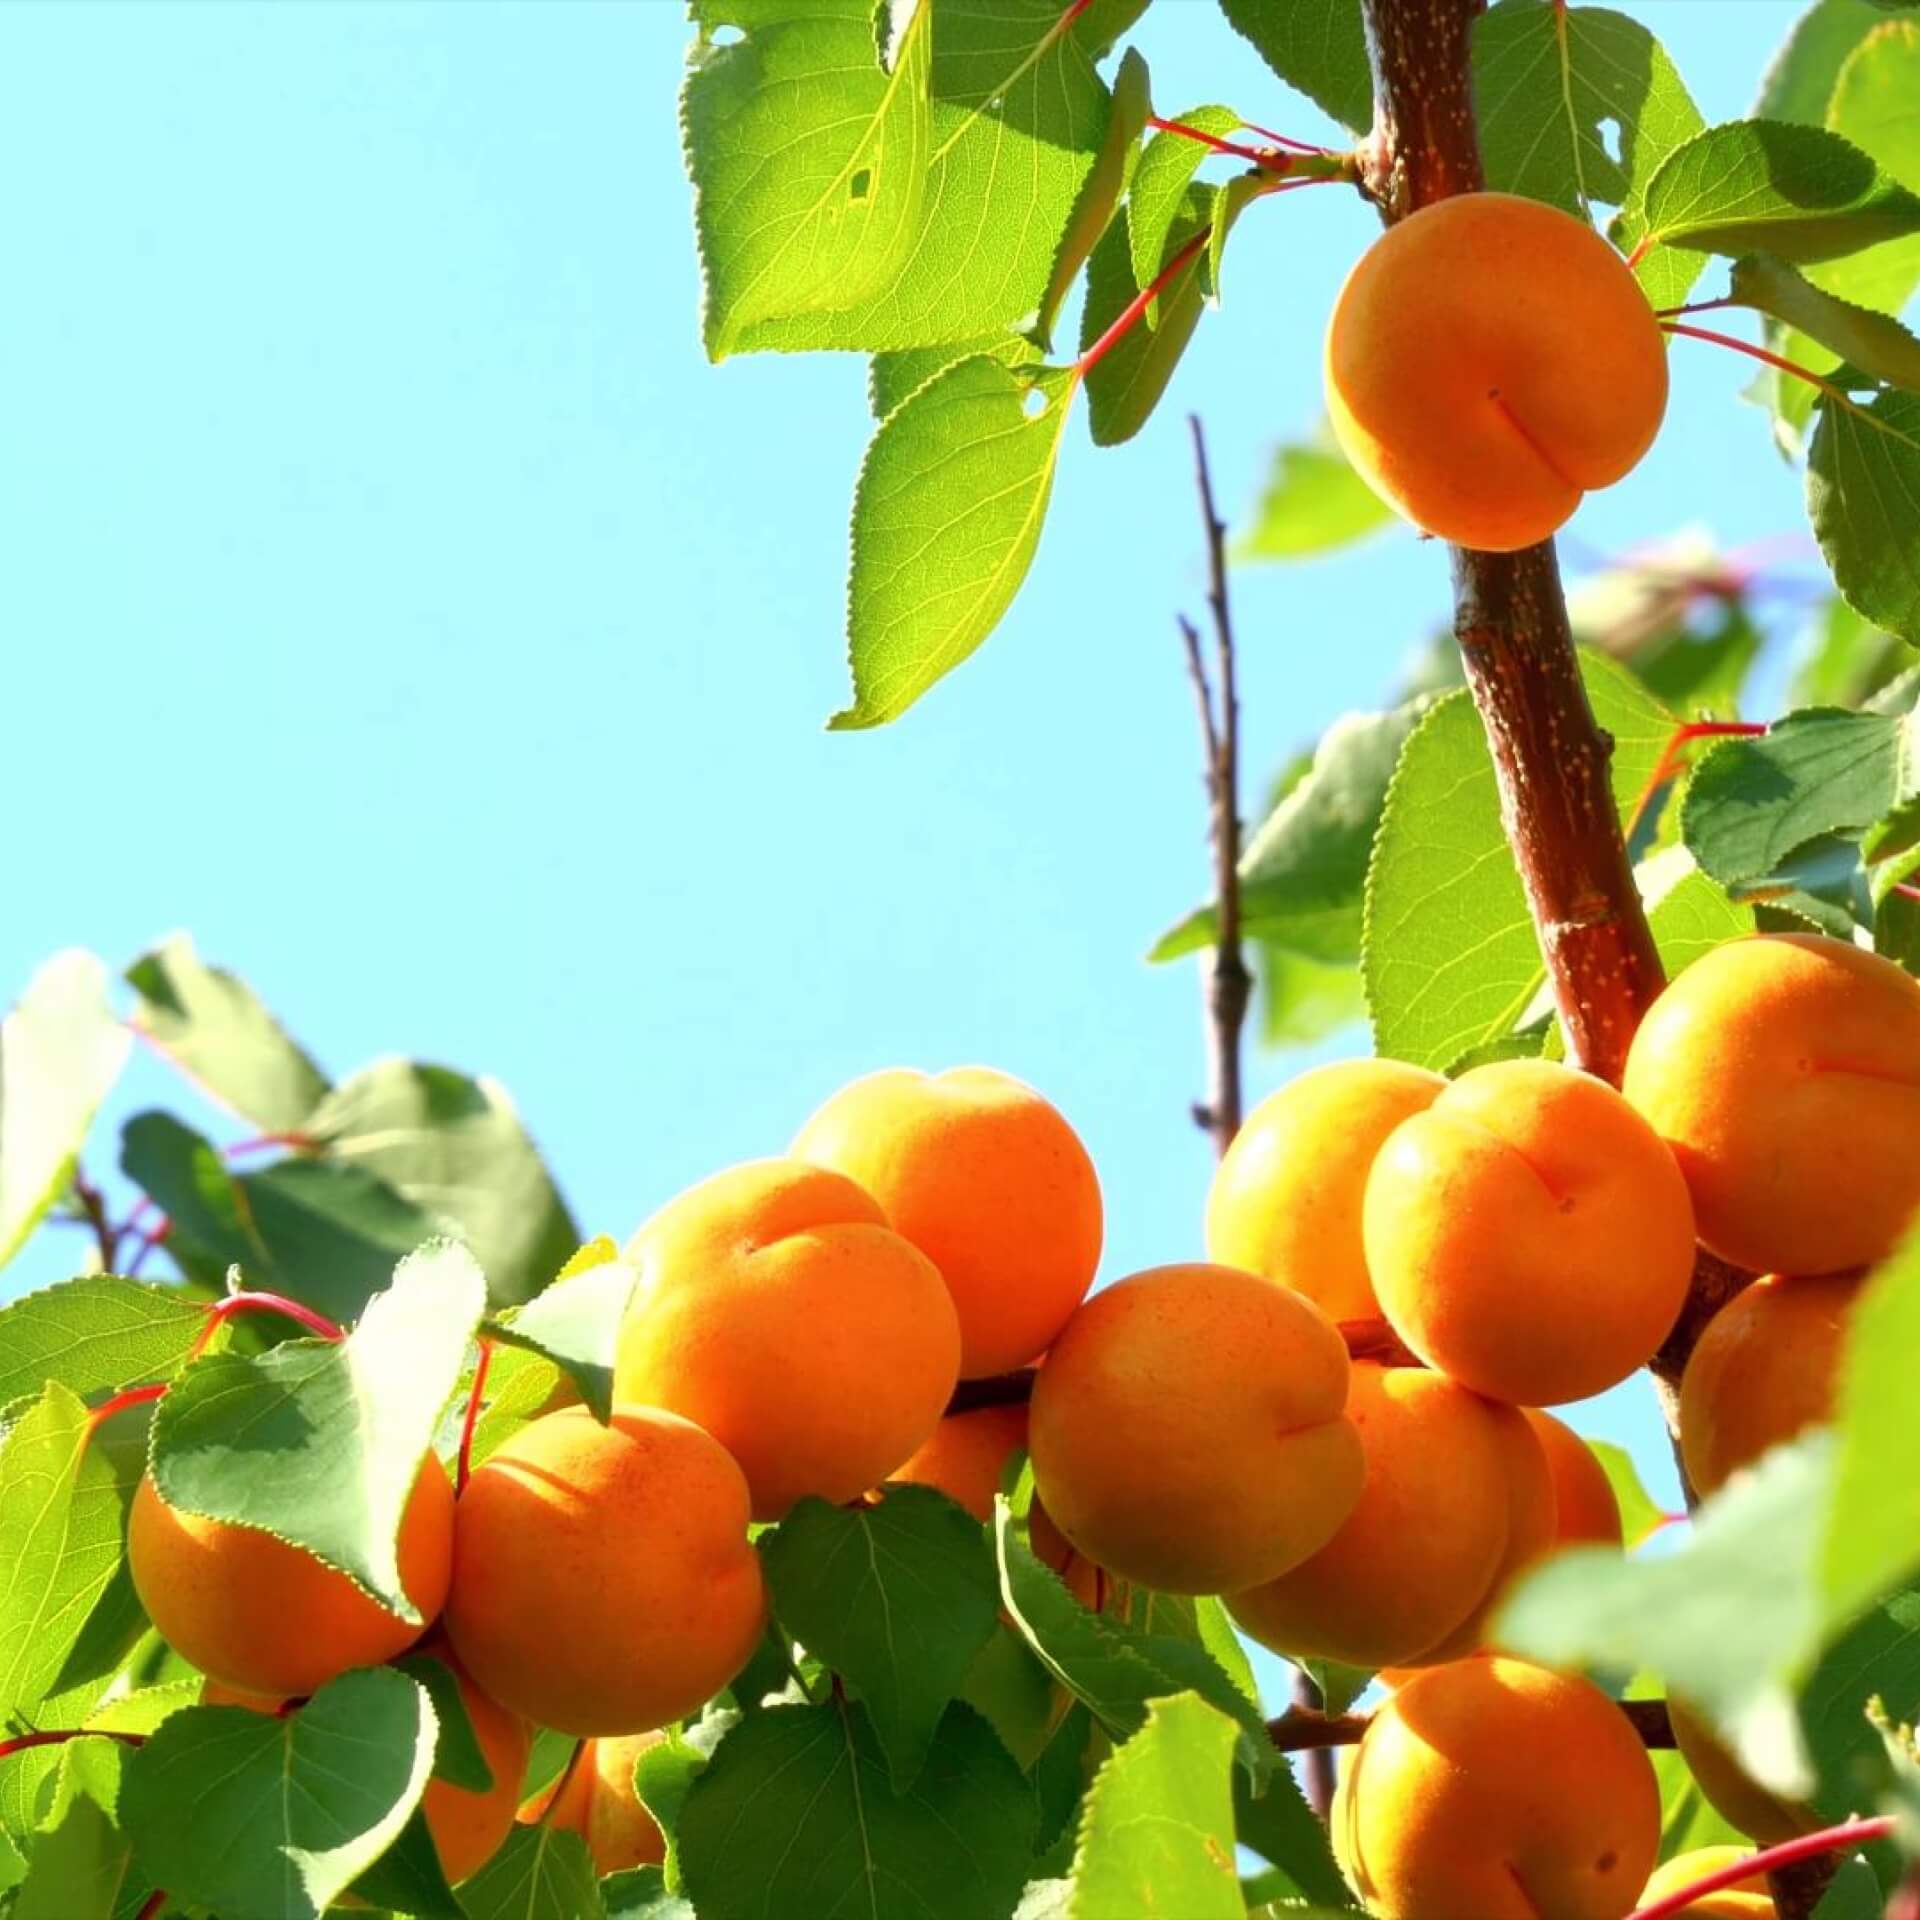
<box><xmin>1595</xmin><ymin>114</ymin><xmax>1624</xmax><ymax>167</ymax></box>
<box><xmin>1022</xmin><ymin>388</ymin><xmax>1049</xmax><ymax>419</ymax></box>
<box><xmin>849</xmin><ymin>168</ymin><xmax>872</xmax><ymax>201</ymax></box>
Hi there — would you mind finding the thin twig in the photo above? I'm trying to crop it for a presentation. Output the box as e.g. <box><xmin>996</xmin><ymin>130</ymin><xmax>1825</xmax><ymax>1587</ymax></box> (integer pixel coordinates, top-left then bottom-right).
<box><xmin>70</xmin><ymin>1166</ymin><xmax>118</xmax><ymax>1273</ymax></box>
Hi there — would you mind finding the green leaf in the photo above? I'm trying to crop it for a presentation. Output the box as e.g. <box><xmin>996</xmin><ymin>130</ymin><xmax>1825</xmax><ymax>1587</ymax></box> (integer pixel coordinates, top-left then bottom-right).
<box><xmin>1230</xmin><ymin>1767</ymin><xmax>1353</xmax><ymax>1907</ymax></box>
<box><xmin>1079</xmin><ymin>196</ymin><xmax>1205</xmax><ymax>447</ymax></box>
<box><xmin>12</xmin><ymin>1737</ymin><xmax>130</xmax><ymax>1920</ymax></box>
<box><xmin>1215</xmin><ymin>0</ymin><xmax>1371</xmax><ymax>134</ymax></box>
<box><xmin>1154</xmin><ymin>699</ymin><xmax>1428</xmax><ymax>965</ymax></box>
<box><xmin>1587</xmin><ymin>1440</ymin><xmax>1671</xmax><ymax>1550</ymax></box>
<box><xmin>1256</xmin><ymin>947</ymin><xmax>1367</xmax><ymax>1049</ymax></box>
<box><xmin>836</xmin><ymin>356</ymin><xmax>1075</xmax><ymax>729</ymax></box>
<box><xmin>459</xmin><ymin>1825</ymin><xmax>605</xmax><ymax>1919</ymax></box>
<box><xmin>304</xmin><ymin>1056</ymin><xmax>580</xmax><ymax>1308</ymax></box>
<box><xmin>759</xmin><ymin>1486</ymin><xmax>1000</xmax><ymax>1788</ymax></box>
<box><xmin>395</xmin><ymin>1649</ymin><xmax>492</xmax><ymax>1791</ymax></box>
<box><xmin>120</xmin><ymin>1110</ymin><xmax>444</xmax><ymax>1326</ymax></box>
<box><xmin>1235</xmin><ymin>429</ymin><xmax>1396</xmax><ymax>563</ymax></box>
<box><xmin>994</xmin><ymin>1494</ymin><xmax>1275</xmax><ymax>1787</ymax></box>
<box><xmin>869</xmin><ymin>333</ymin><xmax>1041</xmax><ymax>420</ymax></box>
<box><xmin>685</xmin><ymin>0</ymin><xmax>932</xmax><ymax>361</ymax></box>
<box><xmin>737</xmin><ymin>0</ymin><xmax>1134</xmax><ymax>354</ymax></box>
<box><xmin>120</xmin><ymin>1668</ymin><xmax>439</xmax><ymax>1920</ymax></box>
<box><xmin>0</xmin><ymin>1276</ymin><xmax>205</xmax><ymax>1410</ymax></box>
<box><xmin>0</xmin><ymin>1384</ymin><xmax>127</xmax><ymax>1723</ymax></box>
<box><xmin>125</xmin><ymin>936</ymin><xmax>328</xmax><ymax>1133</ymax></box>
<box><xmin>0</xmin><ymin>951</ymin><xmax>131</xmax><ymax>1271</ymax></box>
<box><xmin>1641</xmin><ymin>119</ymin><xmax>1920</xmax><ymax>263</ymax></box>
<box><xmin>1475</xmin><ymin>3</ymin><xmax>1706</xmax><ymax>233</ymax></box>
<box><xmin>1502</xmin><ymin>1214</ymin><xmax>1920</xmax><ymax>1799</ymax></box>
<box><xmin>150</xmin><ymin>1241</ymin><xmax>484</xmax><ymax>1617</ymax></box>
<box><xmin>1809</xmin><ymin>386</ymin><xmax>1920</xmax><ymax>646</ymax></box>
<box><xmin>1067</xmin><ymin>1693</ymin><xmax>1242</xmax><ymax>1920</ymax></box>
<box><xmin>1640</xmin><ymin>847</ymin><xmax>1760</xmax><ymax>975</ymax></box>
<box><xmin>485</xmin><ymin>1245</ymin><xmax>640</xmax><ymax>1422</ymax></box>
<box><xmin>604</xmin><ymin>1865</ymin><xmax>695</xmax><ymax>1920</ymax></box>
<box><xmin>677</xmin><ymin>1700</ymin><xmax>1036</xmax><ymax>1920</ymax></box>
<box><xmin>1364</xmin><ymin>655</ymin><xmax>1675</xmax><ymax>1070</ymax></box>
<box><xmin>1034</xmin><ymin>46</ymin><xmax>1150</xmax><ymax>349</ymax></box>
<box><xmin>1682</xmin><ymin>706</ymin><xmax>1913</xmax><ymax>896</ymax></box>
<box><xmin>1757</xmin><ymin>0</ymin><xmax>1898</xmax><ymax>124</ymax></box>
<box><xmin>1792</xmin><ymin>594</ymin><xmax>1908</xmax><ymax>707</ymax></box>
<box><xmin>347</xmin><ymin>1804</ymin><xmax>466</xmax><ymax>1918</ymax></box>
<box><xmin>1129</xmin><ymin>109</ymin><xmax>1238</xmax><ymax>295</ymax></box>
<box><xmin>1734</xmin><ymin>252</ymin><xmax>1920</xmax><ymax>391</ymax></box>
<box><xmin>1801</xmin><ymin>1583</ymin><xmax>1920</xmax><ymax>1849</ymax></box>
<box><xmin>1297</xmin><ymin>1658</ymin><xmax>1372</xmax><ymax>1719</ymax></box>
<box><xmin>633</xmin><ymin>1715</ymin><xmax>722</xmax><ymax>1891</ymax></box>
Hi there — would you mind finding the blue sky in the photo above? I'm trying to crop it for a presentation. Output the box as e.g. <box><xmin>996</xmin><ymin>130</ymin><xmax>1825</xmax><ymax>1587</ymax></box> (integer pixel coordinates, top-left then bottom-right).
<box><xmin>2</xmin><ymin>3</ymin><xmax>1813</xmax><ymax>1565</ymax></box>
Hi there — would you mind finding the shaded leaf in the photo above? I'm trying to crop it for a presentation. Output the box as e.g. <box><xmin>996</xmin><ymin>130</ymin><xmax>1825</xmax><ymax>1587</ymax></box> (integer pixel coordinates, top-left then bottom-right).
<box><xmin>486</xmin><ymin>1244</ymin><xmax>639</xmax><ymax>1422</ymax></box>
<box><xmin>1079</xmin><ymin>194</ymin><xmax>1206</xmax><ymax>448</ymax></box>
<box><xmin>837</xmin><ymin>356</ymin><xmax>1075</xmax><ymax>728</ymax></box>
<box><xmin>1256</xmin><ymin>947</ymin><xmax>1367</xmax><ymax>1050</ymax></box>
<box><xmin>760</xmin><ymin>1486</ymin><xmax>1000</xmax><ymax>1788</ymax></box>
<box><xmin>125</xmin><ymin>935</ymin><xmax>327</xmax><ymax>1133</ymax></box>
<box><xmin>1641</xmin><ymin>119</ymin><xmax>1920</xmax><ymax>263</ymax></box>
<box><xmin>12</xmin><ymin>1737</ymin><xmax>129</xmax><ymax>1920</ymax></box>
<box><xmin>119</xmin><ymin>1669</ymin><xmax>438</xmax><ymax>1920</ymax></box>
<box><xmin>1734</xmin><ymin>252</ymin><xmax>1920</xmax><ymax>391</ymax></box>
<box><xmin>150</xmin><ymin>1241</ymin><xmax>484</xmax><ymax>1616</ymax></box>
<box><xmin>0</xmin><ymin>952</ymin><xmax>131</xmax><ymax>1271</ymax></box>
<box><xmin>1215</xmin><ymin>0</ymin><xmax>1371</xmax><ymax>134</ymax></box>
<box><xmin>304</xmin><ymin>1056</ymin><xmax>579</xmax><ymax>1308</ymax></box>
<box><xmin>1808</xmin><ymin>385</ymin><xmax>1920</xmax><ymax>645</ymax></box>
<box><xmin>1587</xmin><ymin>1439</ymin><xmax>1672</xmax><ymax>1551</ymax></box>
<box><xmin>1067</xmin><ymin>1693</ymin><xmax>1242</xmax><ymax>1920</ymax></box>
<box><xmin>677</xmin><ymin>1699</ymin><xmax>1036</xmax><ymax>1920</ymax></box>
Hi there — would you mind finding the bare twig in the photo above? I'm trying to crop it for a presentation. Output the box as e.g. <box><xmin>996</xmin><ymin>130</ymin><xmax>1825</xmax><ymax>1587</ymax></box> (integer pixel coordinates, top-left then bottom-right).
<box><xmin>69</xmin><ymin>1166</ymin><xmax>118</xmax><ymax>1273</ymax></box>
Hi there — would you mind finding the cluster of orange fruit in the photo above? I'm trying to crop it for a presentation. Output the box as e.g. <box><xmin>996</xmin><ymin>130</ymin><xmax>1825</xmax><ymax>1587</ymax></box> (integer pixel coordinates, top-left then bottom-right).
<box><xmin>116</xmin><ymin>931</ymin><xmax>1920</xmax><ymax>1908</ymax></box>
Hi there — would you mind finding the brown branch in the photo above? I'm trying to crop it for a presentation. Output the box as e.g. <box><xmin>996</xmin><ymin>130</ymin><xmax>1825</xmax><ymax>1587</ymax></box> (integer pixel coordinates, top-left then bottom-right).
<box><xmin>1767</xmin><ymin>1855</ymin><xmax>1839</xmax><ymax>1920</ymax></box>
<box><xmin>1266</xmin><ymin>1696</ymin><xmax>1677</xmax><ymax>1754</ymax></box>
<box><xmin>70</xmin><ymin>1166</ymin><xmax>118</xmax><ymax>1273</ymax></box>
<box><xmin>945</xmin><ymin>1370</ymin><xmax>1038</xmax><ymax>1415</ymax></box>
<box><xmin>1181</xmin><ymin>414</ymin><xmax>1253</xmax><ymax>1157</ymax></box>
<box><xmin>1355</xmin><ymin>0</ymin><xmax>1746</xmax><ymax>1477</ymax></box>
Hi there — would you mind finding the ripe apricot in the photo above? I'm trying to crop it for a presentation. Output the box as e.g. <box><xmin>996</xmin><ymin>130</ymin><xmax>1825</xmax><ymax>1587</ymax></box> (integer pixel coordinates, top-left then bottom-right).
<box><xmin>419</xmin><ymin>1653</ymin><xmax>532</xmax><ymax>1885</ymax></box>
<box><xmin>1680</xmin><ymin>1272</ymin><xmax>1858</xmax><ymax>1497</ymax></box>
<box><xmin>614</xmin><ymin>1159</ymin><xmax>961</xmax><ymax>1518</ymax></box>
<box><xmin>1363</xmin><ymin>1057</ymin><xmax>1695</xmax><ymax>1404</ymax></box>
<box><xmin>790</xmin><ymin>1067</ymin><xmax>1101</xmax><ymax>1377</ymax></box>
<box><xmin>1204</xmin><ymin>1060</ymin><xmax>1446</xmax><ymax>1322</ymax></box>
<box><xmin>128</xmin><ymin>1456</ymin><xmax>453</xmax><ymax>1699</ymax></box>
<box><xmin>1333</xmin><ymin>1657</ymin><xmax>1660</xmax><ymax>1920</ymax></box>
<box><xmin>1668</xmin><ymin>1700</ymin><xmax>1813</xmax><ymax>1847</ymax></box>
<box><xmin>1324</xmin><ymin>192</ymin><xmax>1668</xmax><ymax>552</ymax></box>
<box><xmin>1229</xmin><ymin>1366</ymin><xmax>1546</xmax><ymax>1669</ymax></box>
<box><xmin>1028</xmin><ymin>1263</ymin><xmax>1362</xmax><ymax>1595</ymax></box>
<box><xmin>889</xmin><ymin>1404</ymin><xmax>1103</xmax><ymax>1607</ymax></box>
<box><xmin>1623</xmin><ymin>934</ymin><xmax>1920</xmax><ymax>1276</ymax></box>
<box><xmin>443</xmin><ymin>1405</ymin><xmax>765</xmax><ymax>1737</ymax></box>
<box><xmin>1524</xmin><ymin>1408</ymin><xmax>1624</xmax><ymax>1549</ymax></box>
<box><xmin>520</xmin><ymin>1733</ymin><xmax>667</xmax><ymax>1875</ymax></box>
<box><xmin>1639</xmin><ymin>1847</ymin><xmax>1775</xmax><ymax>1915</ymax></box>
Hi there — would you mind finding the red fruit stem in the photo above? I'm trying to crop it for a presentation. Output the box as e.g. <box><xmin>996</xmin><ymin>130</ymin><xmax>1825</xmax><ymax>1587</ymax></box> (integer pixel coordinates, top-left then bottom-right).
<box><xmin>223</xmin><ymin>1133</ymin><xmax>314</xmax><ymax>1159</ymax></box>
<box><xmin>1895</xmin><ymin>882</ymin><xmax>1920</xmax><ymax>904</ymax></box>
<box><xmin>85</xmin><ymin>1381</ymin><xmax>170</xmax><ymax>1434</ymax></box>
<box><xmin>1655</xmin><ymin>297</ymin><xmax>1735</xmax><ymax>319</ymax></box>
<box><xmin>123</xmin><ymin>1216</ymin><xmax>171</xmax><ymax>1280</ymax></box>
<box><xmin>1630</xmin><ymin>1816</ymin><xmax>1895</xmax><ymax>1919</ymax></box>
<box><xmin>1622</xmin><ymin>720</ymin><xmax>1769</xmax><ymax>848</ymax></box>
<box><xmin>1073</xmin><ymin>225</ymin><xmax>1213</xmax><ymax>378</ymax></box>
<box><xmin>188</xmin><ymin>1290</ymin><xmax>345</xmax><ymax>1359</ymax></box>
<box><xmin>1661</xmin><ymin>321</ymin><xmax>1844</xmax><ymax>400</ymax></box>
<box><xmin>1236</xmin><ymin>118</ymin><xmax>1335</xmax><ymax>155</ymax></box>
<box><xmin>0</xmin><ymin>1729</ymin><xmax>147</xmax><ymax>1761</ymax></box>
<box><xmin>135</xmin><ymin>1894</ymin><xmax>168</xmax><ymax>1920</ymax></box>
<box><xmin>457</xmin><ymin>1339</ymin><xmax>494</xmax><ymax>1496</ymax></box>
<box><xmin>1146</xmin><ymin>116</ymin><xmax>1292</xmax><ymax>171</ymax></box>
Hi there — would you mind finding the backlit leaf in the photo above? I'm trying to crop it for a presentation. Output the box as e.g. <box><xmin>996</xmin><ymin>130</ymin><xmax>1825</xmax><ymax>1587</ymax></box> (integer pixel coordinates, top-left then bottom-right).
<box><xmin>1808</xmin><ymin>384</ymin><xmax>1920</xmax><ymax>647</ymax></box>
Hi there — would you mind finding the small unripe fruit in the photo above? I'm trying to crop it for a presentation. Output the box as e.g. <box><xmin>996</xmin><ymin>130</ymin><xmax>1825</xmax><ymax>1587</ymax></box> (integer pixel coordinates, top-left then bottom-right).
<box><xmin>1524</xmin><ymin>1408</ymin><xmax>1624</xmax><ymax>1550</ymax></box>
<box><xmin>792</xmin><ymin>1067</ymin><xmax>1102</xmax><ymax>1377</ymax></box>
<box><xmin>128</xmin><ymin>1457</ymin><xmax>453</xmax><ymax>1700</ymax></box>
<box><xmin>1230</xmin><ymin>1365</ymin><xmax>1547</xmax><ymax>1670</ymax></box>
<box><xmin>1204</xmin><ymin>1059</ymin><xmax>1446</xmax><ymax>1322</ymax></box>
<box><xmin>1334</xmin><ymin>1657</ymin><xmax>1660</xmax><ymax>1920</ymax></box>
<box><xmin>615</xmin><ymin>1159</ymin><xmax>961</xmax><ymax>1518</ymax></box>
<box><xmin>1639</xmin><ymin>1846</ymin><xmax>1777</xmax><ymax>1915</ymax></box>
<box><xmin>1363</xmin><ymin>1057</ymin><xmax>1694</xmax><ymax>1405</ymax></box>
<box><xmin>1325</xmin><ymin>192</ymin><xmax>1669</xmax><ymax>551</ymax></box>
<box><xmin>444</xmin><ymin>1405</ymin><xmax>765</xmax><ymax>1737</ymax></box>
<box><xmin>1623</xmin><ymin>934</ymin><xmax>1920</xmax><ymax>1276</ymax></box>
<box><xmin>1679</xmin><ymin>1272</ymin><xmax>1858</xmax><ymax>1497</ymax></box>
<box><xmin>520</xmin><ymin>1733</ymin><xmax>667</xmax><ymax>1876</ymax></box>
<box><xmin>1029</xmin><ymin>1263</ymin><xmax>1362</xmax><ymax>1595</ymax></box>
